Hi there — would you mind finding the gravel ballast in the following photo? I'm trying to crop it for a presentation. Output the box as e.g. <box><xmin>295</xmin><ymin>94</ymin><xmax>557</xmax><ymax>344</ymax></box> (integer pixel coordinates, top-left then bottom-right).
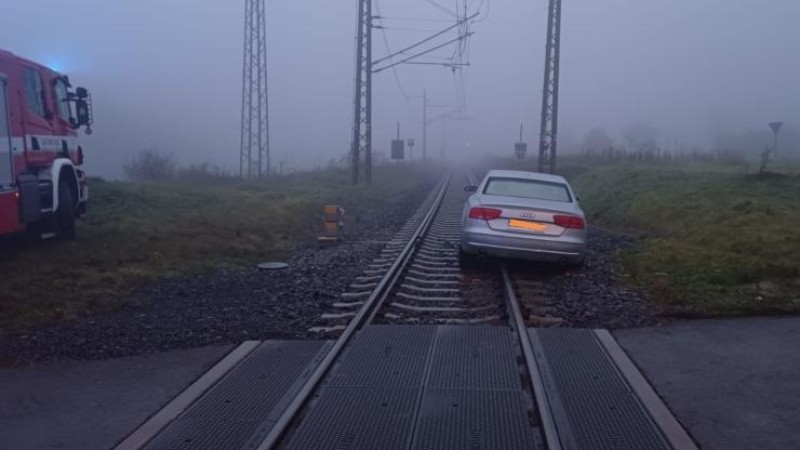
<box><xmin>510</xmin><ymin>227</ymin><xmax>661</xmax><ymax>329</ymax></box>
<box><xmin>0</xmin><ymin>181</ymin><xmax>436</xmax><ymax>365</ymax></box>
<box><xmin>2</xmin><ymin>183</ymin><xmax>663</xmax><ymax>365</ymax></box>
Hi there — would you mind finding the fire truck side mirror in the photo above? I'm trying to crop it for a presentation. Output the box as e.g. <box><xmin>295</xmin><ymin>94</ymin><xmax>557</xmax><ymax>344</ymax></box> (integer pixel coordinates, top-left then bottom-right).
<box><xmin>73</xmin><ymin>87</ymin><xmax>93</xmax><ymax>133</ymax></box>
<box><xmin>76</xmin><ymin>100</ymin><xmax>89</xmax><ymax>124</ymax></box>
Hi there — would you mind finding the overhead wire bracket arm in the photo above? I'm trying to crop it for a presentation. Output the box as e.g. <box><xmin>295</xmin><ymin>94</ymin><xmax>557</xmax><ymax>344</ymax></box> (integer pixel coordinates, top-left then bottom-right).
<box><xmin>372</xmin><ymin>31</ymin><xmax>475</xmax><ymax>74</ymax></box>
<box><xmin>403</xmin><ymin>62</ymin><xmax>471</xmax><ymax>67</ymax></box>
<box><xmin>427</xmin><ymin>108</ymin><xmax>472</xmax><ymax>124</ymax></box>
<box><xmin>372</xmin><ymin>12</ymin><xmax>479</xmax><ymax>66</ymax></box>
<box><xmin>425</xmin><ymin>0</ymin><xmax>458</xmax><ymax>16</ymax></box>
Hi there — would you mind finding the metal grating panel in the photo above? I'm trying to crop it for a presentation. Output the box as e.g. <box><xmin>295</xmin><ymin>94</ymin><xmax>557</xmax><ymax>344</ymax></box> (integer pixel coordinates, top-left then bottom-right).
<box><xmin>185</xmin><ymin>341</ymin><xmax>328</xmax><ymax>420</ymax></box>
<box><xmin>412</xmin><ymin>388</ymin><xmax>539</xmax><ymax>450</ymax></box>
<box><xmin>145</xmin><ymin>340</ymin><xmax>328</xmax><ymax>450</ymax></box>
<box><xmin>285</xmin><ymin>388</ymin><xmax>420</xmax><ymax>450</ymax></box>
<box><xmin>427</xmin><ymin>326</ymin><xmax>521</xmax><ymax>390</ymax></box>
<box><xmin>530</xmin><ymin>329</ymin><xmax>671</xmax><ymax>450</ymax></box>
<box><xmin>144</xmin><ymin>419</ymin><xmax>259</xmax><ymax>450</ymax></box>
<box><xmin>327</xmin><ymin>325</ymin><xmax>437</xmax><ymax>388</ymax></box>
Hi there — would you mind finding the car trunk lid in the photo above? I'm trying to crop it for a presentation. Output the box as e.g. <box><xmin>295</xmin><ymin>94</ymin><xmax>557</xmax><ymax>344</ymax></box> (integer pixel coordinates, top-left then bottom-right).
<box><xmin>475</xmin><ymin>196</ymin><xmax>582</xmax><ymax>237</ymax></box>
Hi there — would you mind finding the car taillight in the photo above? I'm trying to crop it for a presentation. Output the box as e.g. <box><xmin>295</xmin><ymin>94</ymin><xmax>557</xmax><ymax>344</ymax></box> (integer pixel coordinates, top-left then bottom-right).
<box><xmin>468</xmin><ymin>207</ymin><xmax>502</xmax><ymax>220</ymax></box>
<box><xmin>554</xmin><ymin>214</ymin><xmax>585</xmax><ymax>229</ymax></box>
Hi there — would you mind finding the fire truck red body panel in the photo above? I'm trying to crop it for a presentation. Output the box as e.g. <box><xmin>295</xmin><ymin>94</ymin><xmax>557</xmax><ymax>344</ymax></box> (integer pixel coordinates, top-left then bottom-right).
<box><xmin>0</xmin><ymin>192</ymin><xmax>19</xmax><ymax>233</ymax></box>
<box><xmin>0</xmin><ymin>48</ymin><xmax>91</xmax><ymax>238</ymax></box>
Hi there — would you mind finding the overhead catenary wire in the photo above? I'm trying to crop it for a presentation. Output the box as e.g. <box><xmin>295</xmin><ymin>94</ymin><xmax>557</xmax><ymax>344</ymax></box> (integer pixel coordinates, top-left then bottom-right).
<box><xmin>425</xmin><ymin>0</ymin><xmax>458</xmax><ymax>17</ymax></box>
<box><xmin>447</xmin><ymin>0</ymin><xmax>471</xmax><ymax>109</ymax></box>
<box><xmin>377</xmin><ymin>16</ymin><xmax>457</xmax><ymax>23</ymax></box>
<box><xmin>379</xmin><ymin>26</ymin><xmax>454</xmax><ymax>33</ymax></box>
<box><xmin>356</xmin><ymin>0</ymin><xmax>482</xmax><ymax>167</ymax></box>
<box><xmin>374</xmin><ymin>0</ymin><xmax>410</xmax><ymax>100</ymax></box>
<box><xmin>372</xmin><ymin>12</ymin><xmax>479</xmax><ymax>66</ymax></box>
<box><xmin>372</xmin><ymin>31</ymin><xmax>475</xmax><ymax>74</ymax></box>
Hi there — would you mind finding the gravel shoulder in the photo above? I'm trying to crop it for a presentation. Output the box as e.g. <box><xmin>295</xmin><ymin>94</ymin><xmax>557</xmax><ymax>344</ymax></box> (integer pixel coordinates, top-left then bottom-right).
<box><xmin>508</xmin><ymin>226</ymin><xmax>661</xmax><ymax>329</ymax></box>
<box><xmin>547</xmin><ymin>226</ymin><xmax>661</xmax><ymax>328</ymax></box>
<box><xmin>0</xmin><ymin>181</ymin><xmax>435</xmax><ymax>364</ymax></box>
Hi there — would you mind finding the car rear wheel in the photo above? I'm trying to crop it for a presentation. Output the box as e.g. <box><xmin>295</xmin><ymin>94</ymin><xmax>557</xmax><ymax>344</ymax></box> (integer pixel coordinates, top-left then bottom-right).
<box><xmin>458</xmin><ymin>247</ymin><xmax>479</xmax><ymax>270</ymax></box>
<box><xmin>566</xmin><ymin>257</ymin><xmax>585</xmax><ymax>270</ymax></box>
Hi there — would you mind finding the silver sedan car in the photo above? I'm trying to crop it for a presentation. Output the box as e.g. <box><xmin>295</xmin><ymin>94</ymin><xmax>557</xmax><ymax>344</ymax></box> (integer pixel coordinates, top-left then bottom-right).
<box><xmin>460</xmin><ymin>170</ymin><xmax>587</xmax><ymax>265</ymax></box>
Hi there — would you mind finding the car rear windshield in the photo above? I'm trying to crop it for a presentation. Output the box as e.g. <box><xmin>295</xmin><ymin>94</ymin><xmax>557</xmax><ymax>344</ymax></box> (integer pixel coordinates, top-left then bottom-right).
<box><xmin>483</xmin><ymin>177</ymin><xmax>572</xmax><ymax>202</ymax></box>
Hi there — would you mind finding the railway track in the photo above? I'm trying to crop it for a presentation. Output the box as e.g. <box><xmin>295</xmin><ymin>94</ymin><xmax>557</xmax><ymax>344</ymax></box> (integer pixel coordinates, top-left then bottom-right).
<box><xmin>257</xmin><ymin>171</ymin><xmax>560</xmax><ymax>449</ymax></box>
<box><xmin>307</xmin><ymin>169</ymin><xmax>564</xmax><ymax>331</ymax></box>
<box><xmin>122</xmin><ymin>170</ymin><xmax>689</xmax><ymax>450</ymax></box>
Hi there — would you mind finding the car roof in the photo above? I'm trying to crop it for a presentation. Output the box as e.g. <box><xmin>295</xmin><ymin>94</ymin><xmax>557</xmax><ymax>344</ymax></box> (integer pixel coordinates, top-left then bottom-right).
<box><xmin>484</xmin><ymin>170</ymin><xmax>568</xmax><ymax>184</ymax></box>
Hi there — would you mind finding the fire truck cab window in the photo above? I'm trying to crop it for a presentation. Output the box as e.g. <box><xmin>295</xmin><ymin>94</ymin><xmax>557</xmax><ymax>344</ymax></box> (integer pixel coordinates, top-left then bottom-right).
<box><xmin>0</xmin><ymin>84</ymin><xmax>8</xmax><ymax>138</ymax></box>
<box><xmin>23</xmin><ymin>68</ymin><xmax>46</xmax><ymax>118</ymax></box>
<box><xmin>0</xmin><ymin>81</ymin><xmax>12</xmax><ymax>186</ymax></box>
<box><xmin>54</xmin><ymin>79</ymin><xmax>71</xmax><ymax>121</ymax></box>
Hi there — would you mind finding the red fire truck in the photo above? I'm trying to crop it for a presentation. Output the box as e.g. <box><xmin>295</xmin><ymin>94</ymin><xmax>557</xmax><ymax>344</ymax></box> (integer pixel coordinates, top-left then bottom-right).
<box><xmin>0</xmin><ymin>49</ymin><xmax>93</xmax><ymax>240</ymax></box>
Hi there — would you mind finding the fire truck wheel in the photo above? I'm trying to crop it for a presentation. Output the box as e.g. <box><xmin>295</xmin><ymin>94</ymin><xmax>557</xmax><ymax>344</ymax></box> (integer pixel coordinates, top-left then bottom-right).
<box><xmin>57</xmin><ymin>182</ymin><xmax>77</xmax><ymax>240</ymax></box>
<box><xmin>24</xmin><ymin>221</ymin><xmax>44</xmax><ymax>242</ymax></box>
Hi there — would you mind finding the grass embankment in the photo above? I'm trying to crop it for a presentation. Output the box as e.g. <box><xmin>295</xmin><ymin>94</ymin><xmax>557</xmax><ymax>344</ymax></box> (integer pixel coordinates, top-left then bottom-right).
<box><xmin>570</xmin><ymin>164</ymin><xmax>800</xmax><ymax>316</ymax></box>
<box><xmin>0</xmin><ymin>166</ymin><xmax>434</xmax><ymax>334</ymax></box>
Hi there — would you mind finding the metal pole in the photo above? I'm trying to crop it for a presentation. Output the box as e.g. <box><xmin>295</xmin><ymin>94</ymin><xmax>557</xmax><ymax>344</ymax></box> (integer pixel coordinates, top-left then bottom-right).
<box><xmin>364</xmin><ymin>0</ymin><xmax>373</xmax><ymax>185</ymax></box>
<box><xmin>551</xmin><ymin>0</ymin><xmax>562</xmax><ymax>174</ymax></box>
<box><xmin>537</xmin><ymin>0</ymin><xmax>562</xmax><ymax>174</ymax></box>
<box><xmin>351</xmin><ymin>0</ymin><xmax>365</xmax><ymax>185</ymax></box>
<box><xmin>239</xmin><ymin>0</ymin><xmax>250</xmax><ymax>178</ymax></box>
<box><xmin>241</xmin><ymin>0</ymin><xmax>256</xmax><ymax>178</ymax></box>
<box><xmin>422</xmin><ymin>89</ymin><xmax>428</xmax><ymax>161</ymax></box>
<box><xmin>351</xmin><ymin>0</ymin><xmax>373</xmax><ymax>185</ymax></box>
<box><xmin>440</xmin><ymin>116</ymin><xmax>446</xmax><ymax>159</ymax></box>
<box><xmin>256</xmin><ymin>0</ymin><xmax>264</xmax><ymax>177</ymax></box>
<box><xmin>774</xmin><ymin>131</ymin><xmax>779</xmax><ymax>158</ymax></box>
<box><xmin>769</xmin><ymin>122</ymin><xmax>783</xmax><ymax>159</ymax></box>
<box><xmin>260</xmin><ymin>0</ymin><xmax>271</xmax><ymax>177</ymax></box>
<box><xmin>240</xmin><ymin>0</ymin><xmax>270</xmax><ymax>179</ymax></box>
<box><xmin>257</xmin><ymin>0</ymin><xmax>263</xmax><ymax>177</ymax></box>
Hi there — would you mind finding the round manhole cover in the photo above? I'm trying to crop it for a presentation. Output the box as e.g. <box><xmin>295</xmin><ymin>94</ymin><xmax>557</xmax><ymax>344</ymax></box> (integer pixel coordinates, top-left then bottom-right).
<box><xmin>257</xmin><ymin>262</ymin><xmax>289</xmax><ymax>270</ymax></box>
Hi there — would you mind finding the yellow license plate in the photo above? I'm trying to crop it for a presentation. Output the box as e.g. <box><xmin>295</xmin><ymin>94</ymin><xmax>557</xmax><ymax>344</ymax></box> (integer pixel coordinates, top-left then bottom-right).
<box><xmin>509</xmin><ymin>219</ymin><xmax>547</xmax><ymax>232</ymax></box>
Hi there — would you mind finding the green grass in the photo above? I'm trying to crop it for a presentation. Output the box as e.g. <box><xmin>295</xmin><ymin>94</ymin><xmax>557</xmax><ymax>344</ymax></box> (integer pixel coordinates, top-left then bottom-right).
<box><xmin>0</xmin><ymin>166</ymin><xmax>434</xmax><ymax>334</ymax></box>
<box><xmin>569</xmin><ymin>163</ymin><xmax>800</xmax><ymax>316</ymax></box>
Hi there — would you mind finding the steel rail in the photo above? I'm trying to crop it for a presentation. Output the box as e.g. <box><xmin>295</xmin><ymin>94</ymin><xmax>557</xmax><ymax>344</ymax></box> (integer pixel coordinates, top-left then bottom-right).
<box><xmin>502</xmin><ymin>266</ymin><xmax>562</xmax><ymax>450</ymax></box>
<box><xmin>255</xmin><ymin>174</ymin><xmax>452</xmax><ymax>450</ymax></box>
<box><xmin>467</xmin><ymin>169</ymin><xmax>561</xmax><ymax>448</ymax></box>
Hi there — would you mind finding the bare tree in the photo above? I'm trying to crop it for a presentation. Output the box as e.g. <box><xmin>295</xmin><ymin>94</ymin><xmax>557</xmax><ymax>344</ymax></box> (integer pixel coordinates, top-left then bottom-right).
<box><xmin>123</xmin><ymin>149</ymin><xmax>177</xmax><ymax>181</ymax></box>
<box><xmin>622</xmin><ymin>123</ymin><xmax>660</xmax><ymax>151</ymax></box>
<box><xmin>582</xmin><ymin>127</ymin><xmax>614</xmax><ymax>152</ymax></box>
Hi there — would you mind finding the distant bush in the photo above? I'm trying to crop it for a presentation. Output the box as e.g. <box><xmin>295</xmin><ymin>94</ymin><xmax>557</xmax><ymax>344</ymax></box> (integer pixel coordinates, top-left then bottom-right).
<box><xmin>177</xmin><ymin>163</ymin><xmax>238</xmax><ymax>185</ymax></box>
<box><xmin>577</xmin><ymin>146</ymin><xmax>745</xmax><ymax>165</ymax></box>
<box><xmin>123</xmin><ymin>149</ymin><xmax>177</xmax><ymax>181</ymax></box>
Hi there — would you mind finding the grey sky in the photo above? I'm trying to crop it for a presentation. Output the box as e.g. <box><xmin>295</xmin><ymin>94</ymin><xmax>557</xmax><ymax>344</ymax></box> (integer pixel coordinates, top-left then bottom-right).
<box><xmin>2</xmin><ymin>0</ymin><xmax>798</xmax><ymax>177</ymax></box>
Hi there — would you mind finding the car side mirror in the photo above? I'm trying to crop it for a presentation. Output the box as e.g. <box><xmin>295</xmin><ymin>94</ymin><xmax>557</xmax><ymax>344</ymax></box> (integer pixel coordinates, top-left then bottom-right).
<box><xmin>464</xmin><ymin>185</ymin><xmax>478</xmax><ymax>193</ymax></box>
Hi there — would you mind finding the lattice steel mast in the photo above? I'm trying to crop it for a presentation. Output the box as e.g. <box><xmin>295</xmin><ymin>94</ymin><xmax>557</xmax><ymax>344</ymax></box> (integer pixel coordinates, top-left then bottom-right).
<box><xmin>538</xmin><ymin>0</ymin><xmax>562</xmax><ymax>174</ymax></box>
<box><xmin>240</xmin><ymin>0</ymin><xmax>270</xmax><ymax>179</ymax></box>
<box><xmin>351</xmin><ymin>0</ymin><xmax>373</xmax><ymax>184</ymax></box>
